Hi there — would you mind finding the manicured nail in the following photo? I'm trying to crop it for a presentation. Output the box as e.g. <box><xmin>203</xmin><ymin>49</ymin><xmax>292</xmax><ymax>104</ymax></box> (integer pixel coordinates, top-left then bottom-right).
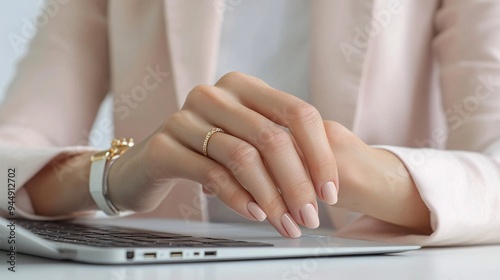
<box><xmin>300</xmin><ymin>203</ymin><xmax>320</xmax><ymax>229</ymax></box>
<box><xmin>247</xmin><ymin>202</ymin><xmax>267</xmax><ymax>221</ymax></box>
<box><xmin>280</xmin><ymin>213</ymin><xmax>302</xmax><ymax>238</ymax></box>
<box><xmin>321</xmin><ymin>181</ymin><xmax>338</xmax><ymax>205</ymax></box>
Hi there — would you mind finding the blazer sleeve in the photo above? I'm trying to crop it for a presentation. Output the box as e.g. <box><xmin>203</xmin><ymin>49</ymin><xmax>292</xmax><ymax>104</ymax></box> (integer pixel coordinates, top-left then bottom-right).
<box><xmin>0</xmin><ymin>0</ymin><xmax>109</xmax><ymax>219</ymax></box>
<box><xmin>336</xmin><ymin>0</ymin><xmax>500</xmax><ymax>246</ymax></box>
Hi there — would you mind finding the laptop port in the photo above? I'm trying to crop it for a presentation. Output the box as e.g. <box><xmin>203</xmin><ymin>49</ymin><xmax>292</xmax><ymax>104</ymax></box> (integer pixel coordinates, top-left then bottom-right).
<box><xmin>143</xmin><ymin>252</ymin><xmax>157</xmax><ymax>259</ymax></box>
<box><xmin>126</xmin><ymin>251</ymin><xmax>135</xmax><ymax>260</ymax></box>
<box><xmin>204</xmin><ymin>251</ymin><xmax>217</xmax><ymax>257</ymax></box>
<box><xmin>170</xmin><ymin>251</ymin><xmax>183</xmax><ymax>258</ymax></box>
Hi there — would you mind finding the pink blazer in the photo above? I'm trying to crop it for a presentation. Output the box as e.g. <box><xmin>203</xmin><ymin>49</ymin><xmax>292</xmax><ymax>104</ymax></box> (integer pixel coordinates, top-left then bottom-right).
<box><xmin>1</xmin><ymin>0</ymin><xmax>500</xmax><ymax>246</ymax></box>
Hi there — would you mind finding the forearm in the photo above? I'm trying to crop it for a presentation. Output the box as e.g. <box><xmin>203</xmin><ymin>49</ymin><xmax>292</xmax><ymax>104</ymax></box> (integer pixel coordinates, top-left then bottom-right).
<box><xmin>24</xmin><ymin>151</ymin><xmax>97</xmax><ymax>216</ymax></box>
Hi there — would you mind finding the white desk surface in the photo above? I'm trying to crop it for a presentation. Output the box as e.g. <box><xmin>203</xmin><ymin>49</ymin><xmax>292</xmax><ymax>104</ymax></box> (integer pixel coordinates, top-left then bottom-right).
<box><xmin>4</xmin><ymin>219</ymin><xmax>500</xmax><ymax>280</ymax></box>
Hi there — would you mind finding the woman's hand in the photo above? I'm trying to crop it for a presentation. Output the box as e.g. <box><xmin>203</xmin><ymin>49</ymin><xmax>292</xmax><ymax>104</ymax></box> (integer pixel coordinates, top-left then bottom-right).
<box><xmin>108</xmin><ymin>72</ymin><xmax>339</xmax><ymax>238</ymax></box>
<box><xmin>322</xmin><ymin>121</ymin><xmax>432</xmax><ymax>234</ymax></box>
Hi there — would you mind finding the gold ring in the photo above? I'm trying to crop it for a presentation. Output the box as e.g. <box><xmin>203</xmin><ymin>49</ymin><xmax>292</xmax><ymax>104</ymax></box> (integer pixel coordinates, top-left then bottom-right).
<box><xmin>202</xmin><ymin>128</ymin><xmax>224</xmax><ymax>157</ymax></box>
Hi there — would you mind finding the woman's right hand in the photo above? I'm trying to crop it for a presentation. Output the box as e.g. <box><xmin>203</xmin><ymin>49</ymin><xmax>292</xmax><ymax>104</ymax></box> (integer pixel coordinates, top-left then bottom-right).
<box><xmin>108</xmin><ymin>72</ymin><xmax>339</xmax><ymax>238</ymax></box>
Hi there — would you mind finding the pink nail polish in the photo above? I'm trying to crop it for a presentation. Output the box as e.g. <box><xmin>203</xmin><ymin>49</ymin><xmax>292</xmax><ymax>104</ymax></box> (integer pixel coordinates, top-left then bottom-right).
<box><xmin>247</xmin><ymin>202</ymin><xmax>267</xmax><ymax>221</ymax></box>
<box><xmin>321</xmin><ymin>181</ymin><xmax>338</xmax><ymax>205</ymax></box>
<box><xmin>280</xmin><ymin>213</ymin><xmax>301</xmax><ymax>238</ymax></box>
<box><xmin>300</xmin><ymin>203</ymin><xmax>320</xmax><ymax>229</ymax></box>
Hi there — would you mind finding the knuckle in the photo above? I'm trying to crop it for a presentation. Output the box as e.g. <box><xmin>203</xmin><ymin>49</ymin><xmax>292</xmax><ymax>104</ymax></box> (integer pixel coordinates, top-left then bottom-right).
<box><xmin>186</xmin><ymin>84</ymin><xmax>217</xmax><ymax>104</ymax></box>
<box><xmin>216</xmin><ymin>71</ymin><xmax>267</xmax><ymax>89</ymax></box>
<box><xmin>230</xmin><ymin>143</ymin><xmax>261</xmax><ymax>168</ymax></box>
<box><xmin>314</xmin><ymin>156</ymin><xmax>337</xmax><ymax>173</ymax></box>
<box><xmin>286</xmin><ymin>179</ymin><xmax>313</xmax><ymax>199</ymax></box>
<box><xmin>190</xmin><ymin>84</ymin><xmax>229</xmax><ymax>110</ymax></box>
<box><xmin>227</xmin><ymin>188</ymin><xmax>249</xmax><ymax>205</ymax></box>
<box><xmin>216</xmin><ymin>71</ymin><xmax>247</xmax><ymax>86</ymax></box>
<box><xmin>261</xmin><ymin>127</ymin><xmax>292</xmax><ymax>153</ymax></box>
<box><xmin>191</xmin><ymin>84</ymin><xmax>214</xmax><ymax>96</ymax></box>
<box><xmin>264</xmin><ymin>194</ymin><xmax>287</xmax><ymax>217</ymax></box>
<box><xmin>164</xmin><ymin>110</ymin><xmax>189</xmax><ymax>134</ymax></box>
<box><xmin>289</xmin><ymin>102</ymin><xmax>321</xmax><ymax>125</ymax></box>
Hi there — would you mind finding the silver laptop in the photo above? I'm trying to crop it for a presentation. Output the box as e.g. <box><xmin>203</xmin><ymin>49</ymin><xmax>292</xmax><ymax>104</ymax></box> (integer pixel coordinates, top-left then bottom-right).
<box><xmin>0</xmin><ymin>217</ymin><xmax>420</xmax><ymax>264</ymax></box>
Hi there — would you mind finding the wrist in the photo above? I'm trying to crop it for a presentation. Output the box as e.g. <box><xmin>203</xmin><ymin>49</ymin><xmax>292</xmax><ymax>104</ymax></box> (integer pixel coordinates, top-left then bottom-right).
<box><xmin>340</xmin><ymin>147</ymin><xmax>431</xmax><ymax>234</ymax></box>
<box><xmin>107</xmin><ymin>135</ymin><xmax>174</xmax><ymax>213</ymax></box>
<box><xmin>106</xmin><ymin>138</ymin><xmax>152</xmax><ymax>213</ymax></box>
<box><xmin>25</xmin><ymin>151</ymin><xmax>98</xmax><ymax>216</ymax></box>
<box><xmin>89</xmin><ymin>138</ymin><xmax>134</xmax><ymax>216</ymax></box>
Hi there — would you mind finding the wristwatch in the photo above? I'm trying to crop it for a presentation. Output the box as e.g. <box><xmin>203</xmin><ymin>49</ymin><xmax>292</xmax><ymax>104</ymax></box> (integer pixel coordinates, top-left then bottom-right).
<box><xmin>89</xmin><ymin>138</ymin><xmax>134</xmax><ymax>216</ymax></box>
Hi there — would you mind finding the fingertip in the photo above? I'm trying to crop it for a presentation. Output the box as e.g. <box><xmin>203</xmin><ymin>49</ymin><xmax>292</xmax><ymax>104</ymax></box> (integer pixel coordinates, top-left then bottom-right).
<box><xmin>281</xmin><ymin>213</ymin><xmax>302</xmax><ymax>238</ymax></box>
<box><xmin>247</xmin><ymin>201</ymin><xmax>267</xmax><ymax>222</ymax></box>
<box><xmin>321</xmin><ymin>181</ymin><xmax>338</xmax><ymax>205</ymax></box>
<box><xmin>300</xmin><ymin>203</ymin><xmax>320</xmax><ymax>229</ymax></box>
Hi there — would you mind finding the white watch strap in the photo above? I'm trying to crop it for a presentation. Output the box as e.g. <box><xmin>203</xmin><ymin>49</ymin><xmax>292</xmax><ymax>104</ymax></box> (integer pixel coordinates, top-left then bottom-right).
<box><xmin>89</xmin><ymin>156</ymin><xmax>119</xmax><ymax>216</ymax></box>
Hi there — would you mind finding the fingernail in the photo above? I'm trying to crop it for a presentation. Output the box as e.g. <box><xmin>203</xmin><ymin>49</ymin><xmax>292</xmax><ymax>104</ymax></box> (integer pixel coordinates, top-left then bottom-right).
<box><xmin>280</xmin><ymin>213</ymin><xmax>302</xmax><ymax>238</ymax></box>
<box><xmin>321</xmin><ymin>181</ymin><xmax>338</xmax><ymax>205</ymax></box>
<box><xmin>300</xmin><ymin>203</ymin><xmax>320</xmax><ymax>229</ymax></box>
<box><xmin>247</xmin><ymin>202</ymin><xmax>267</xmax><ymax>222</ymax></box>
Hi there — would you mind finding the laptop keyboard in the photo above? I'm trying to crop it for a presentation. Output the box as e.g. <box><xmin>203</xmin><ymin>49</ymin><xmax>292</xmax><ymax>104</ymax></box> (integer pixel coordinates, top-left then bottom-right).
<box><xmin>14</xmin><ymin>219</ymin><xmax>273</xmax><ymax>248</ymax></box>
